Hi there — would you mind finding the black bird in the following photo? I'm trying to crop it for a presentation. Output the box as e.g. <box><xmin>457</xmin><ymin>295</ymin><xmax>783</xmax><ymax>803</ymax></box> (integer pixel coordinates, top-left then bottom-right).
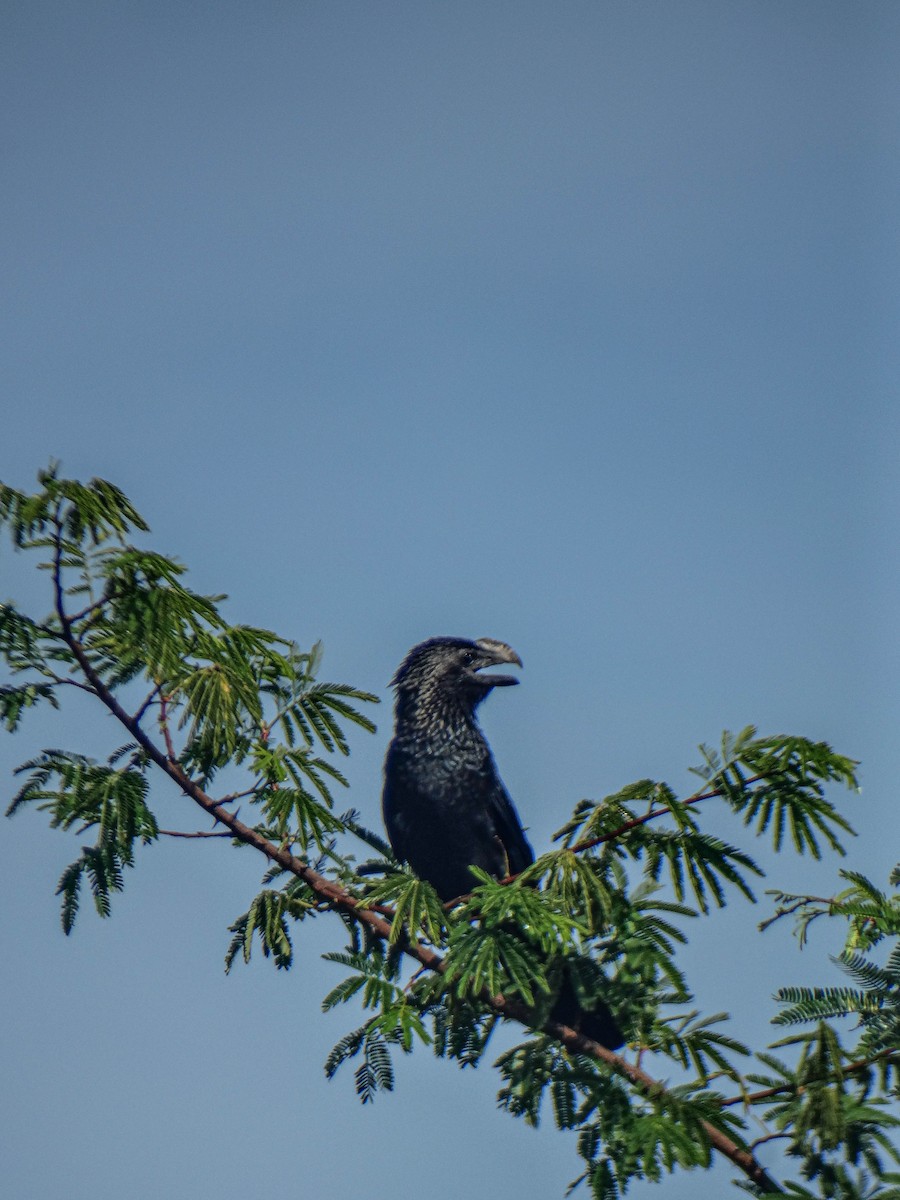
<box><xmin>382</xmin><ymin>636</ymin><xmax>624</xmax><ymax>1050</ymax></box>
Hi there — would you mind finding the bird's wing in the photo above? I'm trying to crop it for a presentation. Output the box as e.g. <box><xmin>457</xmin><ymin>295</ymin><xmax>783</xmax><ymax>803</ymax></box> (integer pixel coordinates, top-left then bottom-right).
<box><xmin>487</xmin><ymin>777</ymin><xmax>535</xmax><ymax>876</ymax></box>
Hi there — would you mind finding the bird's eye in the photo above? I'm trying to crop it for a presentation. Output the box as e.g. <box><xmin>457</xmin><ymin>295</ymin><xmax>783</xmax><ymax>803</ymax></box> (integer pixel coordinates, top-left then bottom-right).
<box><xmin>461</xmin><ymin>649</ymin><xmax>476</xmax><ymax>665</ymax></box>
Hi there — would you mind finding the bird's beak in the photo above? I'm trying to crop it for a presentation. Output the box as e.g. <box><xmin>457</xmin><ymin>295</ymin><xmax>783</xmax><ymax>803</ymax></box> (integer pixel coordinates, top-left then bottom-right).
<box><xmin>474</xmin><ymin>638</ymin><xmax>523</xmax><ymax>686</ymax></box>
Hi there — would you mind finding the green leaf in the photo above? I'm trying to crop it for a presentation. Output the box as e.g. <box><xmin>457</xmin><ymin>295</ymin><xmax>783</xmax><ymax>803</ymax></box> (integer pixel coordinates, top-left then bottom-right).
<box><xmin>225</xmin><ymin>887</ymin><xmax>315</xmax><ymax>972</ymax></box>
<box><xmin>0</xmin><ymin>681</ymin><xmax>59</xmax><ymax>731</ymax></box>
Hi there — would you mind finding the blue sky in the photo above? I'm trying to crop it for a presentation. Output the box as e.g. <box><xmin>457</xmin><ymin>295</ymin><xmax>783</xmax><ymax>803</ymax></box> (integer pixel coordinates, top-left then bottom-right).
<box><xmin>1</xmin><ymin>3</ymin><xmax>898</xmax><ymax>1196</ymax></box>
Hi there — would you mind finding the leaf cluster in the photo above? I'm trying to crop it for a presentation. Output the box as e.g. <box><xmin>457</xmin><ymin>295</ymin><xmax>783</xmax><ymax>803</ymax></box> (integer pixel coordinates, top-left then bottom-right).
<box><xmin>772</xmin><ymin>865</ymin><xmax>900</xmax><ymax>1059</ymax></box>
<box><xmin>1</xmin><ymin>467</ymin><xmax>378</xmax><ymax>932</ymax></box>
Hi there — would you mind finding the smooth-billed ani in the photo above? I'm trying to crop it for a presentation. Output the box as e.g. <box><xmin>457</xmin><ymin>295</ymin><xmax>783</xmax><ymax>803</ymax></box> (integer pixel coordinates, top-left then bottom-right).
<box><xmin>382</xmin><ymin>636</ymin><xmax>623</xmax><ymax>1050</ymax></box>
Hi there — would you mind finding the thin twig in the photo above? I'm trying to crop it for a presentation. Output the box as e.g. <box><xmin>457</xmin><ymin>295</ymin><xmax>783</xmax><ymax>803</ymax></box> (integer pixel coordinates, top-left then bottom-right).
<box><xmin>67</xmin><ymin>594</ymin><xmax>111</xmax><ymax>624</ymax></box>
<box><xmin>722</xmin><ymin>1048</ymin><xmax>900</xmax><ymax>1108</ymax></box>
<box><xmin>217</xmin><ymin>786</ymin><xmax>261</xmax><ymax>805</ymax></box>
<box><xmin>44</xmin><ymin>671</ymin><xmax>97</xmax><ymax>695</ymax></box>
<box><xmin>447</xmin><ymin>776</ymin><xmax>768</xmax><ymax>907</ymax></box>
<box><xmin>571</xmin><ymin>777</ymin><xmax>765</xmax><ymax>854</ymax></box>
<box><xmin>159</xmin><ymin>692</ymin><xmax>177</xmax><ymax>762</ymax></box>
<box><xmin>133</xmin><ymin>682</ymin><xmax>164</xmax><ymax>726</ymax></box>
<box><xmin>159</xmin><ymin>829</ymin><xmax>235</xmax><ymax>839</ymax></box>
<box><xmin>443</xmin><ymin>777</ymin><xmax>766</xmax><ymax>907</ymax></box>
<box><xmin>750</xmin><ymin>1132</ymin><xmax>793</xmax><ymax>1151</ymax></box>
<box><xmin>758</xmin><ymin>894</ymin><xmax>838</xmax><ymax>934</ymax></box>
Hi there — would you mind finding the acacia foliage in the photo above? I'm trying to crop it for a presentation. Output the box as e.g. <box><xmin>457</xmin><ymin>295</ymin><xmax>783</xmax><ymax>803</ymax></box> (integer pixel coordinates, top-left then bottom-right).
<box><xmin>2</xmin><ymin>466</ymin><xmax>898</xmax><ymax>1198</ymax></box>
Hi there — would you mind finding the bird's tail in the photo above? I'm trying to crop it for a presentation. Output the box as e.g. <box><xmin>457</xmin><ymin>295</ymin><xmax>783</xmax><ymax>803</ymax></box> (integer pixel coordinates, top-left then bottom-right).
<box><xmin>550</xmin><ymin>967</ymin><xmax>625</xmax><ymax>1051</ymax></box>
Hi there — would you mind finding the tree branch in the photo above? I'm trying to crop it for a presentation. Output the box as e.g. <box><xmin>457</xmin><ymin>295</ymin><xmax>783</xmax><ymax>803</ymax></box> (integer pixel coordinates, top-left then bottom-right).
<box><xmin>217</xmin><ymin>786</ymin><xmax>261</xmax><ymax>805</ymax></box>
<box><xmin>750</xmin><ymin>1132</ymin><xmax>792</xmax><ymax>1152</ymax></box>
<box><xmin>450</xmin><ymin>775</ymin><xmax>765</xmax><ymax>902</ymax></box>
<box><xmin>133</xmin><ymin>681</ymin><xmax>163</xmax><ymax>726</ymax></box>
<box><xmin>722</xmin><ymin>1048</ymin><xmax>900</xmax><ymax>1108</ymax></box>
<box><xmin>571</xmin><ymin>777</ymin><xmax>765</xmax><ymax>854</ymax></box>
<box><xmin>159</xmin><ymin>829</ymin><xmax>235</xmax><ymax>839</ymax></box>
<box><xmin>44</xmin><ymin>672</ymin><xmax>97</xmax><ymax>695</ymax></box>
<box><xmin>158</xmin><ymin>692</ymin><xmax>178</xmax><ymax>762</ymax></box>
<box><xmin>524</xmin><ymin>1011</ymin><xmax>783</xmax><ymax>1193</ymax></box>
<box><xmin>67</xmin><ymin>594</ymin><xmax>111</xmax><ymax>624</ymax></box>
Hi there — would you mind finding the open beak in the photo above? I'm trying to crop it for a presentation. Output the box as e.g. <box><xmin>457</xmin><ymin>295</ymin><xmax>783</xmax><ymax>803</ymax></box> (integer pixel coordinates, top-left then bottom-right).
<box><xmin>473</xmin><ymin>638</ymin><xmax>523</xmax><ymax>687</ymax></box>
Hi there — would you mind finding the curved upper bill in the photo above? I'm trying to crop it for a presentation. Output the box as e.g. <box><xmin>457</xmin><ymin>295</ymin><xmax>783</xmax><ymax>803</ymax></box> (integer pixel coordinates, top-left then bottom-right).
<box><xmin>473</xmin><ymin>637</ymin><xmax>523</xmax><ymax>686</ymax></box>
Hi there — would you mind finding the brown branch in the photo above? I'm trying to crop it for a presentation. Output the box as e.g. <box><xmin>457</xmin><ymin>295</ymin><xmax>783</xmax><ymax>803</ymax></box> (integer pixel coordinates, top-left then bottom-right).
<box><xmin>159</xmin><ymin>829</ymin><xmax>235</xmax><ymax>839</ymax></box>
<box><xmin>133</xmin><ymin>682</ymin><xmax>163</xmax><ymax>726</ymax></box>
<box><xmin>507</xmin><ymin>1005</ymin><xmax>783</xmax><ymax>1194</ymax></box>
<box><xmin>217</xmin><ymin>786</ymin><xmax>261</xmax><ymax>805</ymax></box>
<box><xmin>571</xmin><ymin>776</ymin><xmax>766</xmax><ymax>854</ymax></box>
<box><xmin>722</xmin><ymin>1048</ymin><xmax>900</xmax><ymax>1108</ymax></box>
<box><xmin>67</xmin><ymin>594</ymin><xmax>111</xmax><ymax>624</ymax></box>
<box><xmin>444</xmin><ymin>775</ymin><xmax>767</xmax><ymax>906</ymax></box>
<box><xmin>48</xmin><ymin>520</ymin><xmax>781</xmax><ymax>1192</ymax></box>
<box><xmin>750</xmin><ymin>1132</ymin><xmax>793</xmax><ymax>1152</ymax></box>
<box><xmin>45</xmin><ymin>672</ymin><xmax>97</xmax><ymax>695</ymax></box>
<box><xmin>757</xmin><ymin>894</ymin><xmax>840</xmax><ymax>935</ymax></box>
<box><xmin>157</xmin><ymin>692</ymin><xmax>178</xmax><ymax>762</ymax></box>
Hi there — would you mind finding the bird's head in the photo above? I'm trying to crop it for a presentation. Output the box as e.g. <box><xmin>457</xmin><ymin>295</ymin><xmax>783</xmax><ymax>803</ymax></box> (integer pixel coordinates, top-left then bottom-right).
<box><xmin>391</xmin><ymin>636</ymin><xmax>523</xmax><ymax>715</ymax></box>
